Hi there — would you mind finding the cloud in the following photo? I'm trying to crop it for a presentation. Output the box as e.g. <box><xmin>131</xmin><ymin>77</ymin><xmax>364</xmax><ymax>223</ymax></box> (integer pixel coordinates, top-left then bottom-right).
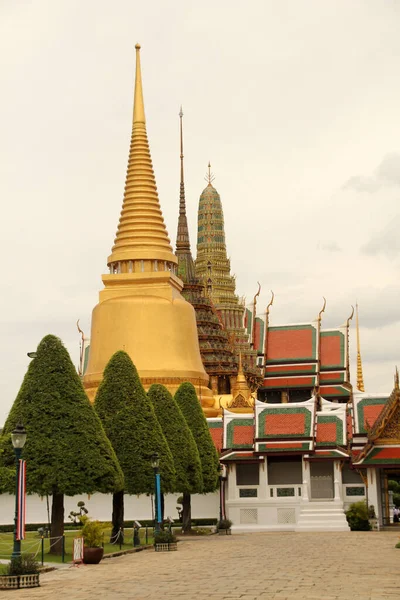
<box><xmin>317</xmin><ymin>241</ymin><xmax>341</xmax><ymax>252</ymax></box>
<box><xmin>362</xmin><ymin>214</ymin><xmax>400</xmax><ymax>259</ymax></box>
<box><xmin>343</xmin><ymin>153</ymin><xmax>400</xmax><ymax>193</ymax></box>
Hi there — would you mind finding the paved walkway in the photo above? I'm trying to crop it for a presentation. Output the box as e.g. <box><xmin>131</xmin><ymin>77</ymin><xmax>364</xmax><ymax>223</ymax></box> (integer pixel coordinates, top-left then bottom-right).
<box><xmin>14</xmin><ymin>532</ymin><xmax>400</xmax><ymax>600</ymax></box>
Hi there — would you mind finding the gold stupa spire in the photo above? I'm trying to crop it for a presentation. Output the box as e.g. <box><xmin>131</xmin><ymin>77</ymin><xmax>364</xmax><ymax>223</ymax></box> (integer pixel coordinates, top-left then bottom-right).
<box><xmin>108</xmin><ymin>44</ymin><xmax>177</xmax><ymax>268</ymax></box>
<box><xmin>356</xmin><ymin>303</ymin><xmax>365</xmax><ymax>392</ymax></box>
<box><xmin>205</xmin><ymin>162</ymin><xmax>215</xmax><ymax>186</ymax></box>
<box><xmin>394</xmin><ymin>366</ymin><xmax>399</xmax><ymax>391</ymax></box>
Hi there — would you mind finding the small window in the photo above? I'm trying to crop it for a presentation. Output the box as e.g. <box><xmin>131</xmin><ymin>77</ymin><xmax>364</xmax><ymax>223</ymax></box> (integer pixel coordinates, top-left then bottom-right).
<box><xmin>236</xmin><ymin>463</ymin><xmax>259</xmax><ymax>486</ymax></box>
<box><xmin>239</xmin><ymin>489</ymin><xmax>258</xmax><ymax>498</ymax></box>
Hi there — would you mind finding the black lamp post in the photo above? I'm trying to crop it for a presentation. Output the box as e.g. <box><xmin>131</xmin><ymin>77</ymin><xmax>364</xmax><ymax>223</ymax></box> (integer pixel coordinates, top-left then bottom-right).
<box><xmin>11</xmin><ymin>423</ymin><xmax>27</xmax><ymax>559</ymax></box>
<box><xmin>218</xmin><ymin>464</ymin><xmax>224</xmax><ymax>522</ymax></box>
<box><xmin>151</xmin><ymin>453</ymin><xmax>162</xmax><ymax>533</ymax></box>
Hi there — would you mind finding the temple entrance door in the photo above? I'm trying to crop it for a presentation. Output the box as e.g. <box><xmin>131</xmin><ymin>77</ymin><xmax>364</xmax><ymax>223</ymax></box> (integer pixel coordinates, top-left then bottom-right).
<box><xmin>310</xmin><ymin>462</ymin><xmax>334</xmax><ymax>500</ymax></box>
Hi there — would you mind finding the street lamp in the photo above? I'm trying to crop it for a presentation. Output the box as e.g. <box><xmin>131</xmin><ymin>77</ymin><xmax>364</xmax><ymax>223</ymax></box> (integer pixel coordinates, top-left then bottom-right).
<box><xmin>218</xmin><ymin>464</ymin><xmax>225</xmax><ymax>522</ymax></box>
<box><xmin>11</xmin><ymin>423</ymin><xmax>27</xmax><ymax>558</ymax></box>
<box><xmin>151</xmin><ymin>453</ymin><xmax>162</xmax><ymax>533</ymax></box>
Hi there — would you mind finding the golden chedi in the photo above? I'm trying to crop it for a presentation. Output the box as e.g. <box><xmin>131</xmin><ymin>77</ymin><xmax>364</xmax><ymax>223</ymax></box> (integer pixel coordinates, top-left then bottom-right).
<box><xmin>83</xmin><ymin>45</ymin><xmax>211</xmax><ymax>405</ymax></box>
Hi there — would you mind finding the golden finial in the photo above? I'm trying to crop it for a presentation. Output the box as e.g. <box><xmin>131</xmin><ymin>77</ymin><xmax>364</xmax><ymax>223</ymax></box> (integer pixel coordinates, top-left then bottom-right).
<box><xmin>238</xmin><ymin>352</ymin><xmax>244</xmax><ymax>375</ymax></box>
<box><xmin>133</xmin><ymin>43</ymin><xmax>145</xmax><ymax>124</ymax></box>
<box><xmin>107</xmin><ymin>43</ymin><xmax>176</xmax><ymax>267</ymax></box>
<box><xmin>318</xmin><ymin>297</ymin><xmax>327</xmax><ymax>323</ymax></box>
<box><xmin>263</xmin><ymin>291</ymin><xmax>274</xmax><ymax>372</ymax></box>
<box><xmin>356</xmin><ymin>303</ymin><xmax>365</xmax><ymax>392</ymax></box>
<box><xmin>346</xmin><ymin>305</ymin><xmax>355</xmax><ymax>328</ymax></box>
<box><xmin>251</xmin><ymin>282</ymin><xmax>261</xmax><ymax>348</ymax></box>
<box><xmin>266</xmin><ymin>290</ymin><xmax>274</xmax><ymax>317</ymax></box>
<box><xmin>76</xmin><ymin>319</ymin><xmax>85</xmax><ymax>377</ymax></box>
<box><xmin>345</xmin><ymin>306</ymin><xmax>354</xmax><ymax>384</ymax></box>
<box><xmin>395</xmin><ymin>366</ymin><xmax>399</xmax><ymax>391</ymax></box>
<box><xmin>205</xmin><ymin>162</ymin><xmax>215</xmax><ymax>185</ymax></box>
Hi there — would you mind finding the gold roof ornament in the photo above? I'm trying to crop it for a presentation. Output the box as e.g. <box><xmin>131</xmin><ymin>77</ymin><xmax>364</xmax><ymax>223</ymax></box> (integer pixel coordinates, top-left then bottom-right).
<box><xmin>356</xmin><ymin>303</ymin><xmax>365</xmax><ymax>392</ymax></box>
<box><xmin>251</xmin><ymin>282</ymin><xmax>261</xmax><ymax>349</ymax></box>
<box><xmin>107</xmin><ymin>44</ymin><xmax>176</xmax><ymax>267</ymax></box>
<box><xmin>317</xmin><ymin>296</ymin><xmax>327</xmax><ymax>323</ymax></box>
<box><xmin>227</xmin><ymin>352</ymin><xmax>254</xmax><ymax>411</ymax></box>
<box><xmin>395</xmin><ymin>366</ymin><xmax>399</xmax><ymax>391</ymax></box>
<box><xmin>205</xmin><ymin>161</ymin><xmax>215</xmax><ymax>186</ymax></box>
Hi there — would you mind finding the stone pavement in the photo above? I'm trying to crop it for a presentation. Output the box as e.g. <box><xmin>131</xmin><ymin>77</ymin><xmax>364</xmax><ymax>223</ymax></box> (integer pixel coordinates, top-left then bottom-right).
<box><xmin>13</xmin><ymin>531</ymin><xmax>400</xmax><ymax>600</ymax></box>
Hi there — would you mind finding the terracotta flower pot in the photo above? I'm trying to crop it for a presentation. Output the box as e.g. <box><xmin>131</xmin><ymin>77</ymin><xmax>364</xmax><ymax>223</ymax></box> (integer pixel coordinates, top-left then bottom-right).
<box><xmin>83</xmin><ymin>546</ymin><xmax>104</xmax><ymax>564</ymax></box>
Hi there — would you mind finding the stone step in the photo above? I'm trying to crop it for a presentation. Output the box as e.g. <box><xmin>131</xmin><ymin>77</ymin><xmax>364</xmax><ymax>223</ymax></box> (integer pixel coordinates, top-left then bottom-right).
<box><xmin>295</xmin><ymin>501</ymin><xmax>350</xmax><ymax>532</ymax></box>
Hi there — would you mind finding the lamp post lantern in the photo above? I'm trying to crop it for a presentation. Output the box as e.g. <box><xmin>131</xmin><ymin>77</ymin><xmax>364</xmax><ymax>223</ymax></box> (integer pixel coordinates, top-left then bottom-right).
<box><xmin>11</xmin><ymin>423</ymin><xmax>27</xmax><ymax>558</ymax></box>
<box><xmin>151</xmin><ymin>453</ymin><xmax>162</xmax><ymax>533</ymax></box>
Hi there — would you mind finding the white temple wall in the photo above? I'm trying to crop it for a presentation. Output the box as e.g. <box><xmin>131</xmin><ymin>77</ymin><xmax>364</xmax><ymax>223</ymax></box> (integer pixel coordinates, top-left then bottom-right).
<box><xmin>226</xmin><ymin>459</ymin><xmax>303</xmax><ymax>532</ymax></box>
<box><xmin>226</xmin><ymin>458</ymin><xmax>352</xmax><ymax>532</ymax></box>
<box><xmin>0</xmin><ymin>492</ymin><xmax>219</xmax><ymax>526</ymax></box>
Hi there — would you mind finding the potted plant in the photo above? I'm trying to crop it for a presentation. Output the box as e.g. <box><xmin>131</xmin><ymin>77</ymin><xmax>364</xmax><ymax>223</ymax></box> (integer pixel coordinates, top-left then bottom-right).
<box><xmin>154</xmin><ymin>530</ymin><xmax>177</xmax><ymax>552</ymax></box>
<box><xmin>217</xmin><ymin>518</ymin><xmax>232</xmax><ymax>535</ymax></box>
<box><xmin>0</xmin><ymin>554</ymin><xmax>40</xmax><ymax>590</ymax></box>
<box><xmin>81</xmin><ymin>516</ymin><xmax>106</xmax><ymax>564</ymax></box>
<box><xmin>368</xmin><ymin>505</ymin><xmax>379</xmax><ymax>531</ymax></box>
<box><xmin>345</xmin><ymin>501</ymin><xmax>371</xmax><ymax>531</ymax></box>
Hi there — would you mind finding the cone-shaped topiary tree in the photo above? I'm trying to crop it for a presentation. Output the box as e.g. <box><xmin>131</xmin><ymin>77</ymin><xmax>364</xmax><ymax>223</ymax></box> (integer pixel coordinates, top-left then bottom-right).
<box><xmin>148</xmin><ymin>384</ymin><xmax>203</xmax><ymax>517</ymax></box>
<box><xmin>174</xmin><ymin>382</ymin><xmax>219</xmax><ymax>532</ymax></box>
<box><xmin>0</xmin><ymin>335</ymin><xmax>124</xmax><ymax>554</ymax></box>
<box><xmin>95</xmin><ymin>352</ymin><xmax>176</xmax><ymax>540</ymax></box>
<box><xmin>96</xmin><ymin>352</ymin><xmax>175</xmax><ymax>519</ymax></box>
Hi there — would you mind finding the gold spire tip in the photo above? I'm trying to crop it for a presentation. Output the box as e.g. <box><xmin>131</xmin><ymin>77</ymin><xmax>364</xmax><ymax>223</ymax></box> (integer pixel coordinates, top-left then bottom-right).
<box><xmin>205</xmin><ymin>162</ymin><xmax>215</xmax><ymax>185</ymax></box>
<box><xmin>179</xmin><ymin>105</ymin><xmax>183</xmax><ymax>117</ymax></box>
<box><xmin>133</xmin><ymin>42</ymin><xmax>145</xmax><ymax>124</ymax></box>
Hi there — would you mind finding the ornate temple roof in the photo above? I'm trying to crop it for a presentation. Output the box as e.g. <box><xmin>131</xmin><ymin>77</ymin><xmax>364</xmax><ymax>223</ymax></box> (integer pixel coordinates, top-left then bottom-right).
<box><xmin>174</xmin><ymin>117</ymin><xmax>237</xmax><ymax>384</ymax></box>
<box><xmin>194</xmin><ymin>168</ymin><xmax>260</xmax><ymax>386</ymax></box>
<box><xmin>107</xmin><ymin>45</ymin><xmax>176</xmax><ymax>268</ymax></box>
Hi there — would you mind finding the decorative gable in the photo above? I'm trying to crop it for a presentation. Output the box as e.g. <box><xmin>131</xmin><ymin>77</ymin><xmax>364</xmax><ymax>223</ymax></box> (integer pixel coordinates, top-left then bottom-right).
<box><xmin>254</xmin><ymin>398</ymin><xmax>316</xmax><ymax>453</ymax></box>
<box><xmin>207</xmin><ymin>418</ymin><xmax>223</xmax><ymax>454</ymax></box>
<box><xmin>353</xmin><ymin>395</ymin><xmax>388</xmax><ymax>434</ymax></box>
<box><xmin>223</xmin><ymin>410</ymin><xmax>254</xmax><ymax>450</ymax></box>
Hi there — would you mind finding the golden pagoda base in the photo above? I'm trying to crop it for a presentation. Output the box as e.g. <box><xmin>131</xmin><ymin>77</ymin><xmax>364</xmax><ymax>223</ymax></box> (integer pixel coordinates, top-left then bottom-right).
<box><xmin>83</xmin><ymin>271</ymin><xmax>212</xmax><ymax>405</ymax></box>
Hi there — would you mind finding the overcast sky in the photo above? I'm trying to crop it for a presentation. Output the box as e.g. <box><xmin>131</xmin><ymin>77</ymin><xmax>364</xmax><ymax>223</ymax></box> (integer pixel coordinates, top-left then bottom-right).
<box><xmin>1</xmin><ymin>0</ymin><xmax>399</xmax><ymax>425</ymax></box>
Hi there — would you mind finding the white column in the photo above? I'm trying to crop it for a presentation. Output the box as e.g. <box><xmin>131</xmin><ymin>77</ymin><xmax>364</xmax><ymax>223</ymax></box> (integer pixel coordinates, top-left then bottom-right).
<box><xmin>301</xmin><ymin>457</ymin><xmax>310</xmax><ymax>502</ymax></box>
<box><xmin>367</xmin><ymin>468</ymin><xmax>380</xmax><ymax>525</ymax></box>
<box><xmin>227</xmin><ymin>465</ymin><xmax>236</xmax><ymax>501</ymax></box>
<box><xmin>259</xmin><ymin>457</ymin><xmax>268</xmax><ymax>499</ymax></box>
<box><xmin>334</xmin><ymin>460</ymin><xmax>342</xmax><ymax>501</ymax></box>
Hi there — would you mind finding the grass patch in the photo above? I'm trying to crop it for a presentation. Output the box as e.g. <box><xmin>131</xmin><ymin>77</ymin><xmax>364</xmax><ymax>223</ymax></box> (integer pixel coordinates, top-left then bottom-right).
<box><xmin>0</xmin><ymin>527</ymin><xmax>154</xmax><ymax>563</ymax></box>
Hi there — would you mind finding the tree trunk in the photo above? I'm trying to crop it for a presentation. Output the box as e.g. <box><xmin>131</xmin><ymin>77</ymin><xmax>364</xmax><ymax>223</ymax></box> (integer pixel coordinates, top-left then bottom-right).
<box><xmin>50</xmin><ymin>492</ymin><xmax>64</xmax><ymax>555</ymax></box>
<box><xmin>182</xmin><ymin>492</ymin><xmax>191</xmax><ymax>533</ymax></box>
<box><xmin>112</xmin><ymin>490</ymin><xmax>124</xmax><ymax>544</ymax></box>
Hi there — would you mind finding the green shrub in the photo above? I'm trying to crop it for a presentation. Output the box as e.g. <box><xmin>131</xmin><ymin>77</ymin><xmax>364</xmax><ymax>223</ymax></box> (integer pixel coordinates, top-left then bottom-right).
<box><xmin>346</xmin><ymin>501</ymin><xmax>371</xmax><ymax>531</ymax></box>
<box><xmin>154</xmin><ymin>530</ymin><xmax>176</xmax><ymax>544</ymax></box>
<box><xmin>7</xmin><ymin>554</ymin><xmax>39</xmax><ymax>576</ymax></box>
<box><xmin>217</xmin><ymin>519</ymin><xmax>232</xmax><ymax>530</ymax></box>
<box><xmin>395</xmin><ymin>541</ymin><xmax>400</xmax><ymax>549</ymax></box>
<box><xmin>81</xmin><ymin>516</ymin><xmax>108</xmax><ymax>548</ymax></box>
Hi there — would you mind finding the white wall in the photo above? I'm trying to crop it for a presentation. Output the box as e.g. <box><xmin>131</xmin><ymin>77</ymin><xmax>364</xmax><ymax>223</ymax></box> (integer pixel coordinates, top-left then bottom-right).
<box><xmin>0</xmin><ymin>492</ymin><xmax>219</xmax><ymax>526</ymax></box>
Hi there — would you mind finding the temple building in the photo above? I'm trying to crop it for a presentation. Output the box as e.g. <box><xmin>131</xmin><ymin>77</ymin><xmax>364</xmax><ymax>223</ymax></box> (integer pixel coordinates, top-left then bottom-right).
<box><xmin>207</xmin><ymin>304</ymin><xmax>400</xmax><ymax>532</ymax></box>
<box><xmin>83</xmin><ymin>45</ymin><xmax>212</xmax><ymax>408</ymax></box>
<box><xmin>78</xmin><ymin>47</ymin><xmax>400</xmax><ymax>533</ymax></box>
<box><xmin>194</xmin><ymin>165</ymin><xmax>261</xmax><ymax>390</ymax></box>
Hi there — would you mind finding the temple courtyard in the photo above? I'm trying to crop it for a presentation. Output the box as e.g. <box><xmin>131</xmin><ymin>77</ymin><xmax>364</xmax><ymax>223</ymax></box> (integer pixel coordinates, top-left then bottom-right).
<box><xmin>17</xmin><ymin>531</ymin><xmax>400</xmax><ymax>599</ymax></box>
